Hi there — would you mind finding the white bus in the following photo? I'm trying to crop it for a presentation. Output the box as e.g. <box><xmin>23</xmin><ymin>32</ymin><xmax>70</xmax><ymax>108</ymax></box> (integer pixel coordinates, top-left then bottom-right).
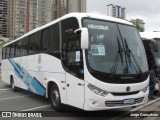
<box><xmin>140</xmin><ymin>31</ymin><xmax>160</xmax><ymax>91</ymax></box>
<box><xmin>140</xmin><ymin>31</ymin><xmax>160</xmax><ymax>39</ymax></box>
<box><xmin>1</xmin><ymin>13</ymin><xmax>149</xmax><ymax>111</ymax></box>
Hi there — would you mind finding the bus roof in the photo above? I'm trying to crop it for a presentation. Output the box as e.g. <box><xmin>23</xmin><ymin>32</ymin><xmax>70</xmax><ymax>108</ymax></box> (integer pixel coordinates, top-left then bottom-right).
<box><xmin>3</xmin><ymin>13</ymin><xmax>133</xmax><ymax>47</ymax></box>
<box><xmin>140</xmin><ymin>31</ymin><xmax>160</xmax><ymax>39</ymax></box>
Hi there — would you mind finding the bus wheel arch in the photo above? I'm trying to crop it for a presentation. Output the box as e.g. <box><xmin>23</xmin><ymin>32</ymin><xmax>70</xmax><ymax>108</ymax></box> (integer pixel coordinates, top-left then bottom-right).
<box><xmin>48</xmin><ymin>81</ymin><xmax>64</xmax><ymax>111</ymax></box>
<box><xmin>10</xmin><ymin>75</ymin><xmax>18</xmax><ymax>92</ymax></box>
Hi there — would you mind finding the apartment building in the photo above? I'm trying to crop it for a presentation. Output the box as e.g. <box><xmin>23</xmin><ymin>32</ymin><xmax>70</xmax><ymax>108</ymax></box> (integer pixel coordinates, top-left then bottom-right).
<box><xmin>37</xmin><ymin>0</ymin><xmax>86</xmax><ymax>27</ymax></box>
<box><xmin>7</xmin><ymin>0</ymin><xmax>86</xmax><ymax>38</ymax></box>
<box><xmin>107</xmin><ymin>4</ymin><xmax>126</xmax><ymax>20</ymax></box>
<box><xmin>7</xmin><ymin>0</ymin><xmax>37</xmax><ymax>38</ymax></box>
<box><xmin>28</xmin><ymin>0</ymin><xmax>37</xmax><ymax>31</ymax></box>
<box><xmin>0</xmin><ymin>0</ymin><xmax>7</xmax><ymax>37</ymax></box>
<box><xmin>68</xmin><ymin>0</ymin><xmax>86</xmax><ymax>13</ymax></box>
<box><xmin>37</xmin><ymin>0</ymin><xmax>55</xmax><ymax>27</ymax></box>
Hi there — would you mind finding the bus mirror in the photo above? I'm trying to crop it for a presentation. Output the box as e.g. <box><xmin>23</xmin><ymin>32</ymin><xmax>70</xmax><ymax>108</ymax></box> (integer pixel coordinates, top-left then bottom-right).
<box><xmin>81</xmin><ymin>28</ymin><xmax>89</xmax><ymax>49</ymax></box>
<box><xmin>74</xmin><ymin>28</ymin><xmax>81</xmax><ymax>34</ymax></box>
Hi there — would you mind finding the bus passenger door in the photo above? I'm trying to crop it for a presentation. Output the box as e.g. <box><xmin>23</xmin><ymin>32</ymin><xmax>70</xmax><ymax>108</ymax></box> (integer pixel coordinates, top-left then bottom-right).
<box><xmin>66</xmin><ymin>73</ymin><xmax>84</xmax><ymax>109</ymax></box>
<box><xmin>63</xmin><ymin>38</ymin><xmax>85</xmax><ymax>109</ymax></box>
<box><xmin>61</xmin><ymin>17</ymin><xmax>84</xmax><ymax>109</ymax></box>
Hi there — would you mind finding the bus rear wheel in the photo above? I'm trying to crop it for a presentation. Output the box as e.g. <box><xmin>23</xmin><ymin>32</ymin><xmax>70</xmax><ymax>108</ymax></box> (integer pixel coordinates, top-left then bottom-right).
<box><xmin>50</xmin><ymin>84</ymin><xmax>63</xmax><ymax>111</ymax></box>
<box><xmin>11</xmin><ymin>77</ymin><xmax>18</xmax><ymax>92</ymax></box>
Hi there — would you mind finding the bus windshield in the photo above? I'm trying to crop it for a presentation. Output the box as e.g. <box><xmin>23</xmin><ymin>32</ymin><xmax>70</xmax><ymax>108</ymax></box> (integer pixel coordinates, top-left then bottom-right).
<box><xmin>83</xmin><ymin>19</ymin><xmax>148</xmax><ymax>76</ymax></box>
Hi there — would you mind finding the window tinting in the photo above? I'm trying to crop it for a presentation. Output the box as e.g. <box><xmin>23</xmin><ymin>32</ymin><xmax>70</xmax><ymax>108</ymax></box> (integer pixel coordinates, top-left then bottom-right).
<box><xmin>6</xmin><ymin>45</ymin><xmax>10</xmax><ymax>59</ymax></box>
<box><xmin>42</xmin><ymin>23</ymin><xmax>59</xmax><ymax>52</ymax></box>
<box><xmin>2</xmin><ymin>47</ymin><xmax>6</xmax><ymax>59</ymax></box>
<box><xmin>61</xmin><ymin>18</ymin><xmax>79</xmax><ymax>43</ymax></box>
<box><xmin>29</xmin><ymin>31</ymin><xmax>41</xmax><ymax>54</ymax></box>
<box><xmin>21</xmin><ymin>37</ymin><xmax>29</xmax><ymax>56</ymax></box>
<box><xmin>2</xmin><ymin>23</ymin><xmax>60</xmax><ymax>58</ymax></box>
<box><xmin>42</xmin><ymin>28</ymin><xmax>49</xmax><ymax>51</ymax></box>
<box><xmin>48</xmin><ymin>24</ymin><xmax>59</xmax><ymax>52</ymax></box>
<box><xmin>61</xmin><ymin>17</ymin><xmax>83</xmax><ymax>78</ymax></box>
<box><xmin>10</xmin><ymin>43</ymin><xmax>15</xmax><ymax>58</ymax></box>
<box><xmin>15</xmin><ymin>41</ymin><xmax>21</xmax><ymax>57</ymax></box>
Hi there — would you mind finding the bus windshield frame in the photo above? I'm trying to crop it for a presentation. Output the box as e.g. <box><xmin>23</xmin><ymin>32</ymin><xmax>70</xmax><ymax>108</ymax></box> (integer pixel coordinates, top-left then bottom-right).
<box><xmin>82</xmin><ymin>18</ymin><xmax>149</xmax><ymax>84</ymax></box>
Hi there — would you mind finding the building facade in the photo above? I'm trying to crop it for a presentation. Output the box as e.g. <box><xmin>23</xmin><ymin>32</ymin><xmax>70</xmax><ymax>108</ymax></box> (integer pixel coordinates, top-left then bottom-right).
<box><xmin>0</xmin><ymin>0</ymin><xmax>7</xmax><ymax>37</ymax></box>
<box><xmin>68</xmin><ymin>0</ymin><xmax>86</xmax><ymax>13</ymax></box>
<box><xmin>107</xmin><ymin>4</ymin><xmax>126</xmax><ymax>20</ymax></box>
<box><xmin>7</xmin><ymin>0</ymin><xmax>86</xmax><ymax>38</ymax></box>
<box><xmin>7</xmin><ymin>0</ymin><xmax>37</xmax><ymax>38</ymax></box>
<box><xmin>37</xmin><ymin>0</ymin><xmax>55</xmax><ymax>27</ymax></box>
<box><xmin>37</xmin><ymin>0</ymin><xmax>86</xmax><ymax>27</ymax></box>
<box><xmin>28</xmin><ymin>0</ymin><xmax>37</xmax><ymax>32</ymax></box>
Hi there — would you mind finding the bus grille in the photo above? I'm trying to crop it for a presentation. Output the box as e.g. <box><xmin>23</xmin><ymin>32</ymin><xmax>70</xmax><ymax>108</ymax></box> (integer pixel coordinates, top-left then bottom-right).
<box><xmin>105</xmin><ymin>97</ymin><xmax>144</xmax><ymax>107</ymax></box>
<box><xmin>111</xmin><ymin>91</ymin><xmax>140</xmax><ymax>96</ymax></box>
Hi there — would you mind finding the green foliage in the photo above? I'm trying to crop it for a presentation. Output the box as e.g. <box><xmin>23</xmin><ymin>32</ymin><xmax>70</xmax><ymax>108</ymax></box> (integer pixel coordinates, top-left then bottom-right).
<box><xmin>133</xmin><ymin>22</ymin><xmax>144</xmax><ymax>32</ymax></box>
<box><xmin>0</xmin><ymin>39</ymin><xmax>6</xmax><ymax>47</ymax></box>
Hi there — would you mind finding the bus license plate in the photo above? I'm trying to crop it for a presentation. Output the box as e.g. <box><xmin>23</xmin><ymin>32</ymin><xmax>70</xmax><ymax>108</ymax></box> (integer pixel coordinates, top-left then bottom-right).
<box><xmin>124</xmin><ymin>98</ymin><xmax>134</xmax><ymax>104</ymax></box>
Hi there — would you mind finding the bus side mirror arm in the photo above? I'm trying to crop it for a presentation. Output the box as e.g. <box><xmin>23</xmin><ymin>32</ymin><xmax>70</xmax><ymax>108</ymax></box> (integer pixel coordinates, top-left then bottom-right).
<box><xmin>75</xmin><ymin>28</ymin><xmax>89</xmax><ymax>49</ymax></box>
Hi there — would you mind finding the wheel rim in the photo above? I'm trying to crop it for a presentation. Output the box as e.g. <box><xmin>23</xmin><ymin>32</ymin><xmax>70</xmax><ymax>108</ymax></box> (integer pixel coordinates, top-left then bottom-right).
<box><xmin>51</xmin><ymin>89</ymin><xmax>60</xmax><ymax>107</ymax></box>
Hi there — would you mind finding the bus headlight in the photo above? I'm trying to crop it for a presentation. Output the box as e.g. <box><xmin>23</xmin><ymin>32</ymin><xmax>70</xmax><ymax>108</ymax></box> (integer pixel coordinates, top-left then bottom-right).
<box><xmin>142</xmin><ymin>86</ymin><xmax>149</xmax><ymax>93</ymax></box>
<box><xmin>87</xmin><ymin>84</ymin><xmax>109</xmax><ymax>97</ymax></box>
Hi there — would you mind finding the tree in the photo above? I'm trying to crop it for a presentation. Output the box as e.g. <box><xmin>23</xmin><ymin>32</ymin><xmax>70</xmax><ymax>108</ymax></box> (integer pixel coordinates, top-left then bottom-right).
<box><xmin>0</xmin><ymin>39</ymin><xmax>6</xmax><ymax>47</ymax></box>
<box><xmin>133</xmin><ymin>21</ymin><xmax>144</xmax><ymax>32</ymax></box>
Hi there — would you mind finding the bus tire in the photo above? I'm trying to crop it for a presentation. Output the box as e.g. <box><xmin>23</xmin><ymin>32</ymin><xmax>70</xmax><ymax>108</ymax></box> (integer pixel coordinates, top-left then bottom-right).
<box><xmin>11</xmin><ymin>77</ymin><xmax>18</xmax><ymax>92</ymax></box>
<box><xmin>50</xmin><ymin>84</ymin><xmax>63</xmax><ymax>111</ymax></box>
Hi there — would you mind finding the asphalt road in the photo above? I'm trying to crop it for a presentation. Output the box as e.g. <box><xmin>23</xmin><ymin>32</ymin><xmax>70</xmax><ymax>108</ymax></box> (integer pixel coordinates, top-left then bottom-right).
<box><xmin>0</xmin><ymin>80</ymin><xmax>51</xmax><ymax>111</ymax></box>
<box><xmin>0</xmin><ymin>79</ymin><xmax>160</xmax><ymax>120</ymax></box>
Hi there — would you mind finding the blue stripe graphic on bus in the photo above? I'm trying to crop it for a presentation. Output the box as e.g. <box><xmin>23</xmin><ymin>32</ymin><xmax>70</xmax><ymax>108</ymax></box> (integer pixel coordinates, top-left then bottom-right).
<box><xmin>9</xmin><ymin>59</ymin><xmax>46</xmax><ymax>96</ymax></box>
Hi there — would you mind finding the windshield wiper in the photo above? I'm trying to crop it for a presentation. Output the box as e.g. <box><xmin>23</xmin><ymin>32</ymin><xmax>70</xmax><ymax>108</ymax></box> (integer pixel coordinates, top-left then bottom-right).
<box><xmin>111</xmin><ymin>37</ymin><xmax>124</xmax><ymax>77</ymax></box>
<box><xmin>124</xmin><ymin>38</ymin><xmax>142</xmax><ymax>74</ymax></box>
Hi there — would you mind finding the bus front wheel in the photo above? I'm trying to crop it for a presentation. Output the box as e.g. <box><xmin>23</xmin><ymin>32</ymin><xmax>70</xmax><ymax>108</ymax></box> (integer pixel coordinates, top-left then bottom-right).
<box><xmin>50</xmin><ymin>84</ymin><xmax>63</xmax><ymax>111</ymax></box>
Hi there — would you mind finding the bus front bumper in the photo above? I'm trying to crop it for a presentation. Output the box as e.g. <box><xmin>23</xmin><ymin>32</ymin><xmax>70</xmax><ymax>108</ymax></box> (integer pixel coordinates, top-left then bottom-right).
<box><xmin>83</xmin><ymin>89</ymin><xmax>149</xmax><ymax>111</ymax></box>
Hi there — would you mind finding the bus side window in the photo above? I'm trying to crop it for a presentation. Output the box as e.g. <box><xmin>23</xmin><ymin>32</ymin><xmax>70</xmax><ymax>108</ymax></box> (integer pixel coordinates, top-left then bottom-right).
<box><xmin>2</xmin><ymin>47</ymin><xmax>6</xmax><ymax>59</ymax></box>
<box><xmin>68</xmin><ymin>39</ymin><xmax>81</xmax><ymax>65</ymax></box>
<box><xmin>15</xmin><ymin>41</ymin><xmax>21</xmax><ymax>57</ymax></box>
<box><xmin>49</xmin><ymin>23</ymin><xmax>60</xmax><ymax>52</ymax></box>
<box><xmin>42</xmin><ymin>29</ymin><xmax>49</xmax><ymax>51</ymax></box>
<box><xmin>21</xmin><ymin>37</ymin><xmax>29</xmax><ymax>56</ymax></box>
<box><xmin>10</xmin><ymin>43</ymin><xmax>15</xmax><ymax>58</ymax></box>
<box><xmin>61</xmin><ymin>17</ymin><xmax>84</xmax><ymax>78</ymax></box>
<box><xmin>29</xmin><ymin>32</ymin><xmax>41</xmax><ymax>54</ymax></box>
<box><xmin>42</xmin><ymin>23</ymin><xmax>60</xmax><ymax>55</ymax></box>
<box><xmin>6</xmin><ymin>45</ymin><xmax>10</xmax><ymax>59</ymax></box>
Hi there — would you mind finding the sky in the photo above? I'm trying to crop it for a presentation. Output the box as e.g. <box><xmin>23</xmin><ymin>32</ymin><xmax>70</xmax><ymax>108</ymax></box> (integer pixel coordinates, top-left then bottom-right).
<box><xmin>87</xmin><ymin>0</ymin><xmax>160</xmax><ymax>32</ymax></box>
